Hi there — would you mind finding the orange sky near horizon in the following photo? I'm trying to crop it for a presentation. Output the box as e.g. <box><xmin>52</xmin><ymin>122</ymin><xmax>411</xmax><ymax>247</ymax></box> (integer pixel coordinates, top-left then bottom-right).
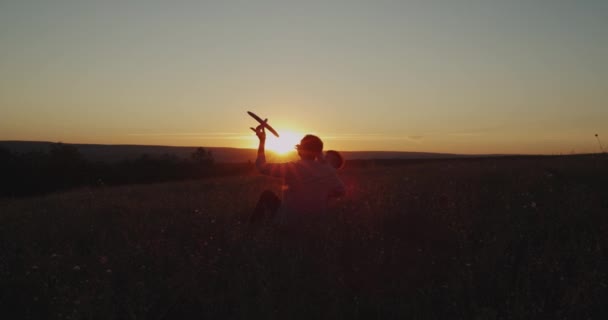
<box><xmin>1</xmin><ymin>1</ymin><xmax>606</xmax><ymax>155</ymax></box>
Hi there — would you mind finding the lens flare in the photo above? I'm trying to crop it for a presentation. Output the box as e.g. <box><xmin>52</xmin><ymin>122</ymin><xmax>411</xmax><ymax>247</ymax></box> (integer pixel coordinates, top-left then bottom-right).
<box><xmin>265</xmin><ymin>131</ymin><xmax>302</xmax><ymax>155</ymax></box>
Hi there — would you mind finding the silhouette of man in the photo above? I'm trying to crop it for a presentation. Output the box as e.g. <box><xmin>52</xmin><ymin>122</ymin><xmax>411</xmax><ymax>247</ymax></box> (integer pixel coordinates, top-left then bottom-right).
<box><xmin>250</xmin><ymin>124</ymin><xmax>345</xmax><ymax>225</ymax></box>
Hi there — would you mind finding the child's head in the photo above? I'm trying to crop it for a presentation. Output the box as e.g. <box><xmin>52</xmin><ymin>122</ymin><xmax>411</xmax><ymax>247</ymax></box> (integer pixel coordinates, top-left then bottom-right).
<box><xmin>325</xmin><ymin>150</ymin><xmax>344</xmax><ymax>170</ymax></box>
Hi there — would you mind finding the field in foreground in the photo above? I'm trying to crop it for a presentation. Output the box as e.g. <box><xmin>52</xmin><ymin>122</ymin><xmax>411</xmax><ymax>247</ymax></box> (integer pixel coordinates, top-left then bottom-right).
<box><xmin>1</xmin><ymin>155</ymin><xmax>607</xmax><ymax>319</ymax></box>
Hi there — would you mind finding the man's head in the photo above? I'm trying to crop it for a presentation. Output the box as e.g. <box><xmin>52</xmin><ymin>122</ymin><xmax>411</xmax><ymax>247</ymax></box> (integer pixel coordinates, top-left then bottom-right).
<box><xmin>296</xmin><ymin>134</ymin><xmax>323</xmax><ymax>160</ymax></box>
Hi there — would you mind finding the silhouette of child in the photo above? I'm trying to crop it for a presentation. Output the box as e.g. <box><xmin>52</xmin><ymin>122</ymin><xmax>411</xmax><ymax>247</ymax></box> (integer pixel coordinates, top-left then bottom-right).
<box><xmin>250</xmin><ymin>125</ymin><xmax>345</xmax><ymax>225</ymax></box>
<box><xmin>322</xmin><ymin>150</ymin><xmax>345</xmax><ymax>170</ymax></box>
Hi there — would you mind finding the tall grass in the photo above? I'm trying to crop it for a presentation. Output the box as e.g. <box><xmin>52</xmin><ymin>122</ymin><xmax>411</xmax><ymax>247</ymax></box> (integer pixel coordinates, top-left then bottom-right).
<box><xmin>1</xmin><ymin>155</ymin><xmax>607</xmax><ymax>319</ymax></box>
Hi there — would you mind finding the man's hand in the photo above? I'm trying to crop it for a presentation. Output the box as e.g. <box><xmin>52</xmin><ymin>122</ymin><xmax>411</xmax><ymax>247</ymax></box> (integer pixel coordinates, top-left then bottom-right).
<box><xmin>252</xmin><ymin>124</ymin><xmax>266</xmax><ymax>156</ymax></box>
<box><xmin>251</xmin><ymin>124</ymin><xmax>266</xmax><ymax>142</ymax></box>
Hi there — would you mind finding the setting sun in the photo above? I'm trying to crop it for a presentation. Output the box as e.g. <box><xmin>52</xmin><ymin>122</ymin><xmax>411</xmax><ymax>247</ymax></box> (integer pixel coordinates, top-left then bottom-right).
<box><xmin>265</xmin><ymin>131</ymin><xmax>303</xmax><ymax>155</ymax></box>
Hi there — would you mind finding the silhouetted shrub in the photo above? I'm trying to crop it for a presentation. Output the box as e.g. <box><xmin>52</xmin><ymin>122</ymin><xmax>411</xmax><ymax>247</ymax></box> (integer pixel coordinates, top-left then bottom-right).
<box><xmin>0</xmin><ymin>143</ymin><xmax>249</xmax><ymax>197</ymax></box>
<box><xmin>191</xmin><ymin>147</ymin><xmax>214</xmax><ymax>166</ymax></box>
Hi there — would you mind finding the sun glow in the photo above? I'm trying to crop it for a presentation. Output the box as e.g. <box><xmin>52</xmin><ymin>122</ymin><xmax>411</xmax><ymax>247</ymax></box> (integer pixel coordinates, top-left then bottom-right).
<box><xmin>265</xmin><ymin>130</ymin><xmax>303</xmax><ymax>155</ymax></box>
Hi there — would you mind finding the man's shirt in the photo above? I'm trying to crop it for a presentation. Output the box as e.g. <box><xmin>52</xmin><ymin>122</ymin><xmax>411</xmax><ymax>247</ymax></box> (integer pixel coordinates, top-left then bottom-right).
<box><xmin>256</xmin><ymin>153</ymin><xmax>345</xmax><ymax>221</ymax></box>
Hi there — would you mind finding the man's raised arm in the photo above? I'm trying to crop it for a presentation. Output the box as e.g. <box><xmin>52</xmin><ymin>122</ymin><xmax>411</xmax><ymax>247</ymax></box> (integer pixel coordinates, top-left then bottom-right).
<box><xmin>253</xmin><ymin>125</ymin><xmax>287</xmax><ymax>177</ymax></box>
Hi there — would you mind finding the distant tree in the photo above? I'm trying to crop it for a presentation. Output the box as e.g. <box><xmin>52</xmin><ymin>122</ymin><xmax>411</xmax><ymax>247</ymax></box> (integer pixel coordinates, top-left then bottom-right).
<box><xmin>191</xmin><ymin>147</ymin><xmax>214</xmax><ymax>165</ymax></box>
<box><xmin>0</xmin><ymin>147</ymin><xmax>15</xmax><ymax>195</ymax></box>
<box><xmin>48</xmin><ymin>142</ymin><xmax>85</xmax><ymax>167</ymax></box>
<box><xmin>20</xmin><ymin>150</ymin><xmax>49</xmax><ymax>168</ymax></box>
<box><xmin>0</xmin><ymin>146</ymin><xmax>12</xmax><ymax>163</ymax></box>
<box><xmin>136</xmin><ymin>153</ymin><xmax>152</xmax><ymax>163</ymax></box>
<box><xmin>160</xmin><ymin>153</ymin><xmax>179</xmax><ymax>164</ymax></box>
<box><xmin>0</xmin><ymin>146</ymin><xmax>15</xmax><ymax>178</ymax></box>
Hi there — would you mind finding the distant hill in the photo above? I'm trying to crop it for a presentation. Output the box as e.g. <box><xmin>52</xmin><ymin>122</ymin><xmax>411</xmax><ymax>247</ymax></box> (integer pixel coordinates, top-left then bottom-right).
<box><xmin>340</xmin><ymin>150</ymin><xmax>469</xmax><ymax>160</ymax></box>
<box><xmin>0</xmin><ymin>140</ymin><xmax>493</xmax><ymax>163</ymax></box>
<box><xmin>0</xmin><ymin>141</ymin><xmax>258</xmax><ymax>163</ymax></box>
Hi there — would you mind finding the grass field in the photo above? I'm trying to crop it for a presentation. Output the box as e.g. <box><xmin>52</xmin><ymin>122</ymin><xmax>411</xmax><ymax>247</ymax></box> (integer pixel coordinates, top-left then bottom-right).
<box><xmin>1</xmin><ymin>155</ymin><xmax>607</xmax><ymax>319</ymax></box>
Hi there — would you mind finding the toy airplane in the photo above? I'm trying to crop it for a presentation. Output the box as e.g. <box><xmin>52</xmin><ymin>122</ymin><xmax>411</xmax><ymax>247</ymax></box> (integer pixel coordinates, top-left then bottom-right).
<box><xmin>247</xmin><ymin>111</ymin><xmax>280</xmax><ymax>138</ymax></box>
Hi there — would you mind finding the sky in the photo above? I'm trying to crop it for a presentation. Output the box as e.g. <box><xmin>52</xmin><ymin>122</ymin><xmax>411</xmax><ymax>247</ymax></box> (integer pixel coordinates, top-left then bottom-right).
<box><xmin>1</xmin><ymin>0</ymin><xmax>606</xmax><ymax>154</ymax></box>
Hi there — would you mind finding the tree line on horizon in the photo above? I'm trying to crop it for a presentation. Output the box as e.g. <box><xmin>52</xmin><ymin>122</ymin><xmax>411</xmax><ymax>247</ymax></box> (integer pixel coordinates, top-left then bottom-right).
<box><xmin>0</xmin><ymin>143</ymin><xmax>253</xmax><ymax>197</ymax></box>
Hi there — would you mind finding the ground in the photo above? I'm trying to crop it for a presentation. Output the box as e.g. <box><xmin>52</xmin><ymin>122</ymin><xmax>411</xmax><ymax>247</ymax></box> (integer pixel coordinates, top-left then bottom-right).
<box><xmin>1</xmin><ymin>155</ymin><xmax>607</xmax><ymax>319</ymax></box>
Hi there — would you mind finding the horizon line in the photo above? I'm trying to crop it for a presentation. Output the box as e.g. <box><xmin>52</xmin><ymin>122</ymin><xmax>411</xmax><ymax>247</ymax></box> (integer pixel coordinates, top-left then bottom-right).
<box><xmin>0</xmin><ymin>139</ymin><xmax>575</xmax><ymax>157</ymax></box>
